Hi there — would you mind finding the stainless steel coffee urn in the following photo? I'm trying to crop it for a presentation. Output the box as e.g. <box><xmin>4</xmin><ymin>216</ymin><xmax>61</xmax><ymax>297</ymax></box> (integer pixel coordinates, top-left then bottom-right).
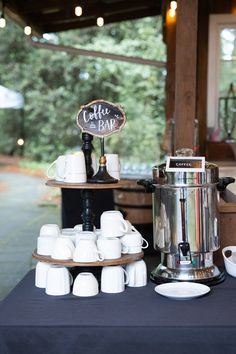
<box><xmin>139</xmin><ymin>149</ymin><xmax>234</xmax><ymax>285</ymax></box>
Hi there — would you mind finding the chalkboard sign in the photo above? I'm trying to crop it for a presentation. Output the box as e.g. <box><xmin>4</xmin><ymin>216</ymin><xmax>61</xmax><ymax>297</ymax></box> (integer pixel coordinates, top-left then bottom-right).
<box><xmin>77</xmin><ymin>99</ymin><xmax>126</xmax><ymax>137</ymax></box>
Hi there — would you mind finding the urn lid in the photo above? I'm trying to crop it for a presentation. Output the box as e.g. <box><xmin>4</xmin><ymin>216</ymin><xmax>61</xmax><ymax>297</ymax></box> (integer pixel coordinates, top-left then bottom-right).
<box><xmin>152</xmin><ymin>149</ymin><xmax>219</xmax><ymax>186</ymax></box>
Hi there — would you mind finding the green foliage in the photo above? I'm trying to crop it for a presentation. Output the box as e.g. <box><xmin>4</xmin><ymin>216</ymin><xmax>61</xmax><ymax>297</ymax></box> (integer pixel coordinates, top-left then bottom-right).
<box><xmin>0</xmin><ymin>17</ymin><xmax>166</xmax><ymax>164</ymax></box>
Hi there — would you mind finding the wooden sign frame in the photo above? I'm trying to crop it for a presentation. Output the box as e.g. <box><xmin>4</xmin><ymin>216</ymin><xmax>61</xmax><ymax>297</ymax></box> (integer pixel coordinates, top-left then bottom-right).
<box><xmin>76</xmin><ymin>99</ymin><xmax>126</xmax><ymax>137</ymax></box>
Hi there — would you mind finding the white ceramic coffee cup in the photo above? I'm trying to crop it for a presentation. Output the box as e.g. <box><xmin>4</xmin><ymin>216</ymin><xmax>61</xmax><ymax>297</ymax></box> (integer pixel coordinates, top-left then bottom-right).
<box><xmin>75</xmin><ymin>231</ymin><xmax>97</xmax><ymax>246</ymax></box>
<box><xmin>105</xmin><ymin>154</ymin><xmax>121</xmax><ymax>180</ymax></box>
<box><xmin>45</xmin><ymin>266</ymin><xmax>72</xmax><ymax>296</ymax></box>
<box><xmin>47</xmin><ymin>156</ymin><xmax>67</xmax><ymax>181</ymax></box>
<box><xmin>120</xmin><ymin>231</ymin><xmax>149</xmax><ymax>254</ymax></box>
<box><xmin>101</xmin><ymin>266</ymin><xmax>129</xmax><ymax>293</ymax></box>
<box><xmin>37</xmin><ymin>236</ymin><xmax>57</xmax><ymax>256</ymax></box>
<box><xmin>51</xmin><ymin>237</ymin><xmax>75</xmax><ymax>260</ymax></box>
<box><xmin>72</xmin><ymin>272</ymin><xmax>99</xmax><ymax>297</ymax></box>
<box><xmin>74</xmin><ymin>224</ymin><xmax>83</xmax><ymax>232</ymax></box>
<box><xmin>39</xmin><ymin>224</ymin><xmax>61</xmax><ymax>238</ymax></box>
<box><xmin>60</xmin><ymin>228</ymin><xmax>78</xmax><ymax>243</ymax></box>
<box><xmin>101</xmin><ymin>210</ymin><xmax>129</xmax><ymax>238</ymax></box>
<box><xmin>125</xmin><ymin>260</ymin><xmax>147</xmax><ymax>287</ymax></box>
<box><xmin>63</xmin><ymin>153</ymin><xmax>87</xmax><ymax>183</ymax></box>
<box><xmin>73</xmin><ymin>239</ymin><xmax>104</xmax><ymax>262</ymax></box>
<box><xmin>35</xmin><ymin>262</ymin><xmax>52</xmax><ymax>288</ymax></box>
<box><xmin>97</xmin><ymin>237</ymin><xmax>126</xmax><ymax>260</ymax></box>
<box><xmin>222</xmin><ymin>246</ymin><xmax>236</xmax><ymax>277</ymax></box>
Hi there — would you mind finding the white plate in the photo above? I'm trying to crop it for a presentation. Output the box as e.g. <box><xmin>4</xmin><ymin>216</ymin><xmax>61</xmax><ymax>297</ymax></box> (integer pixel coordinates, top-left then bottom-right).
<box><xmin>154</xmin><ymin>282</ymin><xmax>210</xmax><ymax>300</ymax></box>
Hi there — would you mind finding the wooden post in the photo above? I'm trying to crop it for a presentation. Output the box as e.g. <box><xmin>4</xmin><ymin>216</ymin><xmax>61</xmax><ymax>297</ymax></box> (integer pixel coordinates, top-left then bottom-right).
<box><xmin>161</xmin><ymin>1</ymin><xmax>177</xmax><ymax>155</ymax></box>
<box><xmin>165</xmin><ymin>5</ymin><xmax>176</xmax><ymax>122</ymax></box>
<box><xmin>174</xmin><ymin>0</ymin><xmax>198</xmax><ymax>152</ymax></box>
<box><xmin>196</xmin><ymin>0</ymin><xmax>209</xmax><ymax>155</ymax></box>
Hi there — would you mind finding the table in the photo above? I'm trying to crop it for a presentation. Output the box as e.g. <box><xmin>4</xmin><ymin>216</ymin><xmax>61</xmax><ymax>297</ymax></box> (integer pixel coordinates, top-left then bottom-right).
<box><xmin>1</xmin><ymin>270</ymin><xmax>236</xmax><ymax>354</ymax></box>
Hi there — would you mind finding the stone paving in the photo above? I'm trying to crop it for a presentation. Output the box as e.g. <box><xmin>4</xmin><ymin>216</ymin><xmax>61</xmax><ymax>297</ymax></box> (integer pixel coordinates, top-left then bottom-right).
<box><xmin>0</xmin><ymin>169</ymin><xmax>60</xmax><ymax>300</ymax></box>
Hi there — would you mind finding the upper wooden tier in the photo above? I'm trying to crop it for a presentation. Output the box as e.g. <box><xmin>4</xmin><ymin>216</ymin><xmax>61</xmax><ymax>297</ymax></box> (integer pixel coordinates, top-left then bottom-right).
<box><xmin>46</xmin><ymin>179</ymin><xmax>131</xmax><ymax>189</ymax></box>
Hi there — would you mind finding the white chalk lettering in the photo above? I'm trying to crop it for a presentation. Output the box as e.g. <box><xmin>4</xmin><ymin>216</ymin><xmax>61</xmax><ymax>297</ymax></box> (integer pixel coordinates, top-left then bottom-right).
<box><xmin>98</xmin><ymin>119</ymin><xmax>116</xmax><ymax>132</ymax></box>
<box><xmin>83</xmin><ymin>104</ymin><xmax>111</xmax><ymax>123</ymax></box>
<box><xmin>176</xmin><ymin>163</ymin><xmax>192</xmax><ymax>167</ymax></box>
<box><xmin>98</xmin><ymin>120</ymin><xmax>105</xmax><ymax>131</ymax></box>
<box><xmin>110</xmin><ymin>119</ymin><xmax>116</xmax><ymax>130</ymax></box>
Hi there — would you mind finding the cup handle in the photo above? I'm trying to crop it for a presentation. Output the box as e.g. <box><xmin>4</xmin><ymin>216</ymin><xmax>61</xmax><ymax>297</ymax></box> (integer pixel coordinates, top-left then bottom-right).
<box><xmin>47</xmin><ymin>160</ymin><xmax>56</xmax><ymax>179</ymax></box>
<box><xmin>118</xmin><ymin>159</ymin><xmax>121</xmax><ymax>172</ymax></box>
<box><xmin>141</xmin><ymin>237</ymin><xmax>149</xmax><ymax>249</ymax></box>
<box><xmin>130</xmin><ymin>224</ymin><xmax>137</xmax><ymax>232</ymax></box>
<box><xmin>61</xmin><ymin>159</ymin><xmax>68</xmax><ymax>181</ymax></box>
<box><xmin>97</xmin><ymin>250</ymin><xmax>104</xmax><ymax>261</ymax></box>
<box><xmin>123</xmin><ymin>268</ymin><xmax>129</xmax><ymax>285</ymax></box>
<box><xmin>121</xmin><ymin>219</ymin><xmax>129</xmax><ymax>233</ymax></box>
<box><xmin>69</xmin><ymin>272</ymin><xmax>73</xmax><ymax>285</ymax></box>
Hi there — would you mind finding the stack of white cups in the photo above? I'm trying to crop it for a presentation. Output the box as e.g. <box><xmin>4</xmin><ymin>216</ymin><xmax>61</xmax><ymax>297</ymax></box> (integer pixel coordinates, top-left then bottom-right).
<box><xmin>37</xmin><ymin>224</ymin><xmax>60</xmax><ymax>256</ymax></box>
<box><xmin>98</xmin><ymin>210</ymin><xmax>148</xmax><ymax>293</ymax></box>
<box><xmin>47</xmin><ymin>151</ymin><xmax>87</xmax><ymax>183</ymax></box>
<box><xmin>99</xmin><ymin>210</ymin><xmax>149</xmax><ymax>255</ymax></box>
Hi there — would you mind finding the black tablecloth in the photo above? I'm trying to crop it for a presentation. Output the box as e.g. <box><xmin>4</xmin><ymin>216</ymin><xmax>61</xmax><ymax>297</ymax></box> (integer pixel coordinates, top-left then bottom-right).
<box><xmin>1</xmin><ymin>270</ymin><xmax>236</xmax><ymax>354</ymax></box>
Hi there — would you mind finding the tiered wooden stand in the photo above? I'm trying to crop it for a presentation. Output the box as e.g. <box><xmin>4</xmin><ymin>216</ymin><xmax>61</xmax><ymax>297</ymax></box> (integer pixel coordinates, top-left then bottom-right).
<box><xmin>32</xmin><ymin>179</ymin><xmax>144</xmax><ymax>267</ymax></box>
<box><xmin>32</xmin><ymin>249</ymin><xmax>143</xmax><ymax>267</ymax></box>
<box><xmin>32</xmin><ymin>131</ymin><xmax>144</xmax><ymax>267</ymax></box>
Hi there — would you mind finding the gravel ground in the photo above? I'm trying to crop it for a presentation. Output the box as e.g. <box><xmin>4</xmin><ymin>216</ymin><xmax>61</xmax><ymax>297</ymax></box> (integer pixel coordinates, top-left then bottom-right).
<box><xmin>0</xmin><ymin>166</ymin><xmax>60</xmax><ymax>300</ymax></box>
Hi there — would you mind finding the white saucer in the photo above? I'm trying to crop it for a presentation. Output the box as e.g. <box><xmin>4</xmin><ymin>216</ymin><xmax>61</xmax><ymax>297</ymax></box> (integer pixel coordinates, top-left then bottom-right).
<box><xmin>154</xmin><ymin>282</ymin><xmax>210</xmax><ymax>300</ymax></box>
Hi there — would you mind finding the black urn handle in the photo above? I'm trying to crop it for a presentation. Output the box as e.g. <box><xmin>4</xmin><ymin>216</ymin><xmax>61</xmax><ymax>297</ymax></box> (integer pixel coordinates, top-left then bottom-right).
<box><xmin>137</xmin><ymin>179</ymin><xmax>155</xmax><ymax>193</ymax></box>
<box><xmin>217</xmin><ymin>177</ymin><xmax>235</xmax><ymax>191</ymax></box>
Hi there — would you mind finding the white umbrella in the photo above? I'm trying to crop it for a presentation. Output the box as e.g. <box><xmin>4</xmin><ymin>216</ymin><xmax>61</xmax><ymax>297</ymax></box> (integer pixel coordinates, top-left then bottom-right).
<box><xmin>0</xmin><ymin>85</ymin><xmax>24</xmax><ymax>109</ymax></box>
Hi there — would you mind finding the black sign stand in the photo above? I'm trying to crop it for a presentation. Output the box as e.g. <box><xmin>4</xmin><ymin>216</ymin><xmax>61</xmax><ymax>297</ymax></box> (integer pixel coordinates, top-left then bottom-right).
<box><xmin>81</xmin><ymin>132</ymin><xmax>94</xmax><ymax>179</ymax></box>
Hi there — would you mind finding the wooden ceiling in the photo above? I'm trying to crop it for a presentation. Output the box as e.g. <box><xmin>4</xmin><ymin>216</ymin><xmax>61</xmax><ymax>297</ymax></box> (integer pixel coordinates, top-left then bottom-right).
<box><xmin>3</xmin><ymin>0</ymin><xmax>162</xmax><ymax>35</ymax></box>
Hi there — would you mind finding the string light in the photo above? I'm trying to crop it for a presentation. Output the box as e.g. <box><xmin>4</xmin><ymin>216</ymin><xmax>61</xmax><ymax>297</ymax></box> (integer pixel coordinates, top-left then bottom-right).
<box><xmin>24</xmin><ymin>25</ymin><xmax>32</xmax><ymax>35</ymax></box>
<box><xmin>96</xmin><ymin>16</ymin><xmax>104</xmax><ymax>27</ymax></box>
<box><xmin>170</xmin><ymin>1</ymin><xmax>177</xmax><ymax>10</ymax></box>
<box><xmin>17</xmin><ymin>138</ymin><xmax>24</xmax><ymax>146</ymax></box>
<box><xmin>0</xmin><ymin>14</ymin><xmax>6</xmax><ymax>28</ymax></box>
<box><xmin>75</xmin><ymin>5</ymin><xmax>82</xmax><ymax>16</ymax></box>
<box><xmin>169</xmin><ymin>1</ymin><xmax>177</xmax><ymax>18</ymax></box>
<box><xmin>0</xmin><ymin>1</ymin><xmax>6</xmax><ymax>29</ymax></box>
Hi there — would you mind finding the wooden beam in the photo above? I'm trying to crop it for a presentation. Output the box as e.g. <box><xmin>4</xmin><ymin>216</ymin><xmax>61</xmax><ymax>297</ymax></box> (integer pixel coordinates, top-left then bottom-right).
<box><xmin>43</xmin><ymin>8</ymin><xmax>160</xmax><ymax>32</ymax></box>
<box><xmin>28</xmin><ymin>38</ymin><xmax>166</xmax><ymax>68</ymax></box>
<box><xmin>30</xmin><ymin>1</ymin><xmax>158</xmax><ymax>25</ymax></box>
<box><xmin>10</xmin><ymin>0</ymin><xmax>158</xmax><ymax>16</ymax></box>
<box><xmin>174</xmin><ymin>0</ymin><xmax>198</xmax><ymax>152</ymax></box>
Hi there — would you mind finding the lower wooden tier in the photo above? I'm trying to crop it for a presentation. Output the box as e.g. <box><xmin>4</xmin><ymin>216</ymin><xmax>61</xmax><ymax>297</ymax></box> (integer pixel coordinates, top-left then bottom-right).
<box><xmin>32</xmin><ymin>250</ymin><xmax>144</xmax><ymax>267</ymax></box>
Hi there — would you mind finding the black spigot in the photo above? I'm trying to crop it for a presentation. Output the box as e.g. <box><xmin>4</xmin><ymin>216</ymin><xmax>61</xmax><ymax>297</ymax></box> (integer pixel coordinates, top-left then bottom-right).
<box><xmin>178</xmin><ymin>242</ymin><xmax>191</xmax><ymax>257</ymax></box>
<box><xmin>137</xmin><ymin>179</ymin><xmax>155</xmax><ymax>193</ymax></box>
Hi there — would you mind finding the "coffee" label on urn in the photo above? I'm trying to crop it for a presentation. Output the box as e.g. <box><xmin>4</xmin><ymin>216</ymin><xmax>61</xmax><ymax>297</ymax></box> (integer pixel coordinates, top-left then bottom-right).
<box><xmin>166</xmin><ymin>157</ymin><xmax>205</xmax><ymax>172</ymax></box>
